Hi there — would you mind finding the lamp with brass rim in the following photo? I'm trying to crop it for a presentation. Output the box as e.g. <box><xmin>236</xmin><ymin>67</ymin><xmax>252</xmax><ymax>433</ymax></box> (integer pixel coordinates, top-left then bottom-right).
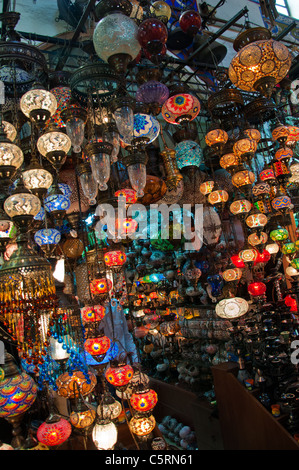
<box><xmin>121</xmin><ymin>148</ymin><xmax>148</xmax><ymax>198</ymax></box>
<box><xmin>60</xmin><ymin>103</ymin><xmax>87</xmax><ymax>154</ymax></box>
<box><xmin>76</xmin><ymin>162</ymin><xmax>98</xmax><ymax>206</ymax></box>
<box><xmin>85</xmin><ymin>140</ymin><xmax>113</xmax><ymax>192</ymax></box>
<box><xmin>20</xmin><ymin>84</ymin><xmax>58</xmax><ymax>128</ymax></box>
<box><xmin>37</xmin><ymin>123</ymin><xmax>71</xmax><ymax>171</ymax></box>
<box><xmin>0</xmin><ymin>121</ymin><xmax>24</xmax><ymax>185</ymax></box>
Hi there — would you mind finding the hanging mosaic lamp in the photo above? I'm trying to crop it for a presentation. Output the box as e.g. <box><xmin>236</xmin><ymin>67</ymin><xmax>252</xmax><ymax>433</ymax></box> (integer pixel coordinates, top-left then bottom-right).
<box><xmin>2</xmin><ymin>120</ymin><xmax>17</xmax><ymax>142</ymax></box>
<box><xmin>208</xmin><ymin>189</ymin><xmax>229</xmax><ymax>206</ymax></box>
<box><xmin>220</xmin><ymin>152</ymin><xmax>240</xmax><ymax>172</ymax></box>
<box><xmin>80</xmin><ymin>305</ymin><xmax>106</xmax><ymax>324</ymax></box>
<box><xmin>274</xmin><ymin>147</ymin><xmax>293</xmax><ymax>163</ymax></box>
<box><xmin>22</xmin><ymin>156</ymin><xmax>53</xmax><ymax>199</ymax></box>
<box><xmin>129</xmin><ymin>414</ymin><xmax>156</xmax><ymax>437</ymax></box>
<box><xmin>271</xmin><ymin>187</ymin><xmax>292</xmax><ymax>212</ymax></box>
<box><xmin>104</xmin><ymin>250</ymin><xmax>127</xmax><ymax>271</ymax></box>
<box><xmin>92</xmin><ymin>420</ymin><xmax>118</xmax><ymax>450</ymax></box>
<box><xmin>56</xmin><ymin>370</ymin><xmax>97</xmax><ymax>399</ymax></box>
<box><xmin>245</xmin><ymin>210</ymin><xmax>268</xmax><ymax>229</ymax></box>
<box><xmin>44</xmin><ymin>180</ymin><xmax>71</xmax><ymax>225</ymax></box>
<box><xmin>20</xmin><ymin>85</ymin><xmax>58</xmax><ymax>127</ymax></box>
<box><xmin>115</xmin><ymin>188</ymin><xmax>138</xmax><ymax>205</ymax></box>
<box><xmin>37</xmin><ymin>124</ymin><xmax>72</xmax><ymax>171</ymax></box>
<box><xmin>136</xmin><ymin>80</ymin><xmax>169</xmax><ymax>116</ymax></box>
<box><xmin>162</xmin><ymin>93</ymin><xmax>200</xmax><ymax>125</ymax></box>
<box><xmin>130</xmin><ymin>387</ymin><xmax>158</xmax><ymax>413</ymax></box>
<box><xmin>150</xmin><ymin>1</ymin><xmax>172</xmax><ymax>23</ymax></box>
<box><xmin>205</xmin><ymin>125</ymin><xmax>228</xmax><ymax>153</ymax></box>
<box><xmin>248</xmin><ymin>231</ymin><xmax>268</xmax><ymax>247</ymax></box>
<box><xmin>228</xmin><ymin>27</ymin><xmax>292</xmax><ymax>97</ymax></box>
<box><xmin>233</xmin><ymin>132</ymin><xmax>257</xmax><ymax>163</ymax></box>
<box><xmin>84</xmin><ymin>336</ymin><xmax>111</xmax><ymax>360</ymax></box>
<box><xmin>37</xmin><ymin>417</ymin><xmax>72</xmax><ymax>447</ymax></box>
<box><xmin>247</xmin><ymin>281</ymin><xmax>266</xmax><ymax>297</ymax></box>
<box><xmin>34</xmin><ymin>228</ymin><xmax>61</xmax><ymax>255</ymax></box>
<box><xmin>200</xmin><ymin>180</ymin><xmax>214</xmax><ymax>195</ymax></box>
<box><xmin>89</xmin><ymin>278</ymin><xmax>112</xmax><ymax>299</ymax></box>
<box><xmin>229</xmin><ymin>198</ymin><xmax>252</xmax><ymax>216</ymax></box>
<box><xmin>0</xmin><ymin>124</ymin><xmax>23</xmax><ymax>185</ymax></box>
<box><xmin>105</xmin><ymin>363</ymin><xmax>134</xmax><ymax>391</ymax></box>
<box><xmin>231</xmin><ymin>167</ymin><xmax>255</xmax><ymax>192</ymax></box>
<box><xmin>174</xmin><ymin>140</ymin><xmax>203</xmax><ymax>169</ymax></box>
<box><xmin>222</xmin><ymin>268</ymin><xmax>243</xmax><ymax>282</ymax></box>
<box><xmin>238</xmin><ymin>247</ymin><xmax>258</xmax><ymax>265</ymax></box>
<box><xmin>270</xmin><ymin>228</ymin><xmax>289</xmax><ymax>241</ymax></box>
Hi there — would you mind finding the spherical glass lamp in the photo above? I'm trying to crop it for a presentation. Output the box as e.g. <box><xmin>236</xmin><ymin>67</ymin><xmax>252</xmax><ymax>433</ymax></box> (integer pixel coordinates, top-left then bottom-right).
<box><xmin>92</xmin><ymin>420</ymin><xmax>118</xmax><ymax>450</ymax></box>
<box><xmin>37</xmin><ymin>418</ymin><xmax>72</xmax><ymax>447</ymax></box>
<box><xmin>266</xmin><ymin>242</ymin><xmax>280</xmax><ymax>254</ymax></box>
<box><xmin>89</xmin><ymin>278</ymin><xmax>112</xmax><ymax>297</ymax></box>
<box><xmin>22</xmin><ymin>158</ymin><xmax>53</xmax><ymax>198</ymax></box>
<box><xmin>179</xmin><ymin>9</ymin><xmax>202</xmax><ymax>36</ymax></box>
<box><xmin>205</xmin><ymin>128</ymin><xmax>228</xmax><ymax>151</ymax></box>
<box><xmin>281</xmin><ymin>241</ymin><xmax>296</xmax><ymax>255</ymax></box>
<box><xmin>252</xmin><ymin>182</ymin><xmax>271</xmax><ymax>198</ymax></box>
<box><xmin>98</xmin><ymin>395</ymin><xmax>122</xmax><ymax>421</ymax></box>
<box><xmin>239</xmin><ymin>247</ymin><xmax>258</xmax><ymax>264</ymax></box>
<box><xmin>37</xmin><ymin>127</ymin><xmax>71</xmax><ymax>170</ymax></box>
<box><xmin>208</xmin><ymin>189</ymin><xmax>229</xmax><ymax>205</ymax></box>
<box><xmin>228</xmin><ymin>35</ymin><xmax>292</xmax><ymax>97</ymax></box>
<box><xmin>271</xmin><ymin>192</ymin><xmax>292</xmax><ymax>212</ymax></box>
<box><xmin>259</xmin><ymin>167</ymin><xmax>276</xmax><ymax>184</ymax></box>
<box><xmin>44</xmin><ymin>182</ymin><xmax>70</xmax><ymax>223</ymax></box>
<box><xmin>70</xmin><ymin>408</ymin><xmax>96</xmax><ymax>430</ymax></box>
<box><xmin>150</xmin><ymin>1</ymin><xmax>172</xmax><ymax>23</ymax></box>
<box><xmin>248</xmin><ymin>231</ymin><xmax>268</xmax><ymax>247</ymax></box>
<box><xmin>233</xmin><ymin>135</ymin><xmax>257</xmax><ymax>162</ymax></box>
<box><xmin>80</xmin><ymin>305</ymin><xmax>105</xmax><ymax>324</ymax></box>
<box><xmin>130</xmin><ymin>388</ymin><xmax>158</xmax><ymax>413</ymax></box>
<box><xmin>275</xmin><ymin>147</ymin><xmax>293</xmax><ymax>163</ymax></box>
<box><xmin>126</xmin><ymin>113</ymin><xmax>160</xmax><ymax>147</ymax></box>
<box><xmin>270</xmin><ymin>228</ymin><xmax>289</xmax><ymax>241</ymax></box>
<box><xmin>0</xmin><ymin>125</ymin><xmax>24</xmax><ymax>181</ymax></box>
<box><xmin>200</xmin><ymin>181</ymin><xmax>214</xmax><ymax>195</ymax></box>
<box><xmin>232</xmin><ymin>169</ymin><xmax>255</xmax><ymax>190</ymax></box>
<box><xmin>34</xmin><ymin>228</ymin><xmax>61</xmax><ymax>255</ymax></box>
<box><xmin>286</xmin><ymin>125</ymin><xmax>299</xmax><ymax>147</ymax></box>
<box><xmin>220</xmin><ymin>153</ymin><xmax>240</xmax><ymax>171</ymax></box>
<box><xmin>137</xmin><ymin>18</ymin><xmax>168</xmax><ymax>55</ymax></box>
<box><xmin>230</xmin><ymin>198</ymin><xmax>252</xmax><ymax>215</ymax></box>
<box><xmin>129</xmin><ymin>414</ymin><xmax>156</xmax><ymax>437</ymax></box>
<box><xmin>291</xmin><ymin>258</ymin><xmax>299</xmax><ymax>270</ymax></box>
<box><xmin>4</xmin><ymin>186</ymin><xmax>41</xmax><ymax>232</ymax></box>
<box><xmin>244</xmin><ymin>127</ymin><xmax>261</xmax><ymax>143</ymax></box>
<box><xmin>215</xmin><ymin>297</ymin><xmax>249</xmax><ymax>319</ymax></box>
<box><xmin>161</xmin><ymin>93</ymin><xmax>200</xmax><ymax>125</ymax></box>
<box><xmin>222</xmin><ymin>268</ymin><xmax>243</xmax><ymax>282</ymax></box>
<box><xmin>231</xmin><ymin>254</ymin><xmax>245</xmax><ymax>268</ymax></box>
<box><xmin>136</xmin><ymin>80</ymin><xmax>169</xmax><ymax>115</ymax></box>
<box><xmin>115</xmin><ymin>188</ymin><xmax>137</xmax><ymax>205</ymax></box>
<box><xmin>93</xmin><ymin>13</ymin><xmax>141</xmax><ymax>74</ymax></box>
<box><xmin>105</xmin><ymin>364</ymin><xmax>134</xmax><ymax>390</ymax></box>
<box><xmin>248</xmin><ymin>281</ymin><xmax>266</xmax><ymax>296</ymax></box>
<box><xmin>272</xmin><ymin>124</ymin><xmax>290</xmax><ymax>145</ymax></box>
<box><xmin>2</xmin><ymin>121</ymin><xmax>17</xmax><ymax>142</ymax></box>
<box><xmin>245</xmin><ymin>211</ymin><xmax>268</xmax><ymax>229</ymax></box>
<box><xmin>56</xmin><ymin>371</ymin><xmax>97</xmax><ymax>399</ymax></box>
<box><xmin>272</xmin><ymin>160</ymin><xmax>291</xmax><ymax>183</ymax></box>
<box><xmin>84</xmin><ymin>336</ymin><xmax>111</xmax><ymax>359</ymax></box>
<box><xmin>175</xmin><ymin>140</ymin><xmax>203</xmax><ymax>169</ymax></box>
<box><xmin>20</xmin><ymin>87</ymin><xmax>57</xmax><ymax>127</ymax></box>
<box><xmin>104</xmin><ymin>250</ymin><xmax>127</xmax><ymax>270</ymax></box>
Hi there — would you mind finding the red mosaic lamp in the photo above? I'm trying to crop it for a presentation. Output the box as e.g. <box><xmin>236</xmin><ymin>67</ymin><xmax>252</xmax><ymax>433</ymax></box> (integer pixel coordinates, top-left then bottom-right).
<box><xmin>247</xmin><ymin>281</ymin><xmax>266</xmax><ymax>297</ymax></box>
<box><xmin>105</xmin><ymin>362</ymin><xmax>134</xmax><ymax>391</ymax></box>
<box><xmin>37</xmin><ymin>417</ymin><xmax>72</xmax><ymax>448</ymax></box>
<box><xmin>104</xmin><ymin>250</ymin><xmax>127</xmax><ymax>270</ymax></box>
<box><xmin>84</xmin><ymin>335</ymin><xmax>111</xmax><ymax>360</ymax></box>
<box><xmin>130</xmin><ymin>387</ymin><xmax>158</xmax><ymax>414</ymax></box>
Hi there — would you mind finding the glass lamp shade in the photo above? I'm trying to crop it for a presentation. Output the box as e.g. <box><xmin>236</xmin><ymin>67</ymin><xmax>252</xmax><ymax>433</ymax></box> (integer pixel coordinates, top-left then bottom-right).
<box><xmin>136</xmin><ymin>80</ymin><xmax>169</xmax><ymax>106</ymax></box>
<box><xmin>34</xmin><ymin>228</ymin><xmax>61</xmax><ymax>247</ymax></box>
<box><xmin>113</xmin><ymin>106</ymin><xmax>134</xmax><ymax>145</ymax></box>
<box><xmin>0</xmin><ymin>371</ymin><xmax>37</xmax><ymax>418</ymax></box>
<box><xmin>266</xmin><ymin>242</ymin><xmax>280</xmax><ymax>254</ymax></box>
<box><xmin>232</xmin><ymin>169</ymin><xmax>255</xmax><ymax>189</ymax></box>
<box><xmin>230</xmin><ymin>198</ymin><xmax>252</xmax><ymax>215</ymax></box>
<box><xmin>137</xmin><ymin>18</ymin><xmax>168</xmax><ymax>54</ymax></box>
<box><xmin>275</xmin><ymin>147</ymin><xmax>293</xmax><ymax>162</ymax></box>
<box><xmin>37</xmin><ymin>130</ymin><xmax>71</xmax><ymax>159</ymax></box>
<box><xmin>286</xmin><ymin>126</ymin><xmax>299</xmax><ymax>146</ymax></box>
<box><xmin>46</xmin><ymin>86</ymin><xmax>72</xmax><ymax>129</ymax></box>
<box><xmin>105</xmin><ymin>364</ymin><xmax>134</xmax><ymax>388</ymax></box>
<box><xmin>271</xmin><ymin>194</ymin><xmax>292</xmax><ymax>211</ymax></box>
<box><xmin>231</xmin><ymin>254</ymin><xmax>245</xmax><ymax>268</ymax></box>
<box><xmin>56</xmin><ymin>371</ymin><xmax>97</xmax><ymax>399</ymax></box>
<box><xmin>281</xmin><ymin>242</ymin><xmax>296</xmax><ymax>255</ymax></box>
<box><xmin>150</xmin><ymin>1</ymin><xmax>172</xmax><ymax>22</ymax></box>
<box><xmin>175</xmin><ymin>140</ymin><xmax>203</xmax><ymax>169</ymax></box>
<box><xmin>220</xmin><ymin>153</ymin><xmax>240</xmax><ymax>170</ymax></box>
<box><xmin>98</xmin><ymin>398</ymin><xmax>122</xmax><ymax>421</ymax></box>
<box><xmin>92</xmin><ymin>421</ymin><xmax>118</xmax><ymax>450</ymax></box>
<box><xmin>104</xmin><ymin>250</ymin><xmax>127</xmax><ymax>269</ymax></box>
<box><xmin>2</xmin><ymin>121</ymin><xmax>17</xmax><ymax>142</ymax></box>
<box><xmin>130</xmin><ymin>414</ymin><xmax>156</xmax><ymax>436</ymax></box>
<box><xmin>289</xmin><ymin>163</ymin><xmax>299</xmax><ymax>184</ymax></box>
<box><xmin>208</xmin><ymin>189</ymin><xmax>229</xmax><ymax>205</ymax></box>
<box><xmin>79</xmin><ymin>171</ymin><xmax>98</xmax><ymax>205</ymax></box>
<box><xmin>115</xmin><ymin>188</ymin><xmax>137</xmax><ymax>205</ymax></box>
<box><xmin>273</xmin><ymin>160</ymin><xmax>291</xmax><ymax>181</ymax></box>
<box><xmin>0</xmin><ymin>140</ymin><xmax>24</xmax><ymax>172</ymax></box>
<box><xmin>20</xmin><ymin>88</ymin><xmax>57</xmax><ymax>123</ymax></box>
<box><xmin>179</xmin><ymin>9</ymin><xmax>202</xmax><ymax>36</ymax></box>
<box><xmin>93</xmin><ymin>13</ymin><xmax>141</xmax><ymax>64</ymax></box>
<box><xmin>286</xmin><ymin>266</ymin><xmax>299</xmax><ymax>276</ymax></box>
<box><xmin>37</xmin><ymin>418</ymin><xmax>72</xmax><ymax>447</ymax></box>
<box><xmin>22</xmin><ymin>164</ymin><xmax>53</xmax><ymax>197</ymax></box>
<box><xmin>215</xmin><ymin>297</ymin><xmax>249</xmax><ymax>319</ymax></box>
<box><xmin>80</xmin><ymin>305</ymin><xmax>105</xmax><ymax>323</ymax></box>
<box><xmin>270</xmin><ymin>228</ymin><xmax>289</xmax><ymax>241</ymax></box>
<box><xmin>120</xmin><ymin>113</ymin><xmax>160</xmax><ymax>146</ymax></box>
<box><xmin>70</xmin><ymin>409</ymin><xmax>96</xmax><ymax>429</ymax></box>
<box><xmin>200</xmin><ymin>181</ymin><xmax>214</xmax><ymax>195</ymax></box>
<box><xmin>245</xmin><ymin>212</ymin><xmax>268</xmax><ymax>228</ymax></box>
<box><xmin>239</xmin><ymin>247</ymin><xmax>258</xmax><ymax>264</ymax></box>
<box><xmin>65</xmin><ymin>117</ymin><xmax>85</xmax><ymax>153</ymax></box>
<box><xmin>161</xmin><ymin>93</ymin><xmax>200</xmax><ymax>125</ymax></box>
<box><xmin>44</xmin><ymin>193</ymin><xmax>70</xmax><ymax>214</ymax></box>
<box><xmin>233</xmin><ymin>136</ymin><xmax>257</xmax><ymax>160</ymax></box>
<box><xmin>90</xmin><ymin>152</ymin><xmax>111</xmax><ymax>192</ymax></box>
<box><xmin>89</xmin><ymin>278</ymin><xmax>112</xmax><ymax>296</ymax></box>
<box><xmin>228</xmin><ymin>39</ymin><xmax>292</xmax><ymax>97</ymax></box>
<box><xmin>222</xmin><ymin>268</ymin><xmax>243</xmax><ymax>282</ymax></box>
<box><xmin>260</xmin><ymin>167</ymin><xmax>276</xmax><ymax>184</ymax></box>
<box><xmin>84</xmin><ymin>336</ymin><xmax>111</xmax><ymax>357</ymax></box>
<box><xmin>248</xmin><ymin>231</ymin><xmax>268</xmax><ymax>246</ymax></box>
<box><xmin>244</xmin><ymin>128</ymin><xmax>261</xmax><ymax>143</ymax></box>
<box><xmin>248</xmin><ymin>281</ymin><xmax>266</xmax><ymax>296</ymax></box>
<box><xmin>115</xmin><ymin>217</ymin><xmax>138</xmax><ymax>238</ymax></box>
<box><xmin>128</xmin><ymin>162</ymin><xmax>147</xmax><ymax>198</ymax></box>
<box><xmin>205</xmin><ymin>128</ymin><xmax>228</xmax><ymax>149</ymax></box>
<box><xmin>103</xmin><ymin>129</ymin><xmax>120</xmax><ymax>163</ymax></box>
<box><xmin>130</xmin><ymin>389</ymin><xmax>158</xmax><ymax>413</ymax></box>
<box><xmin>4</xmin><ymin>192</ymin><xmax>41</xmax><ymax>219</ymax></box>
<box><xmin>252</xmin><ymin>182</ymin><xmax>271</xmax><ymax>197</ymax></box>
<box><xmin>291</xmin><ymin>258</ymin><xmax>299</xmax><ymax>270</ymax></box>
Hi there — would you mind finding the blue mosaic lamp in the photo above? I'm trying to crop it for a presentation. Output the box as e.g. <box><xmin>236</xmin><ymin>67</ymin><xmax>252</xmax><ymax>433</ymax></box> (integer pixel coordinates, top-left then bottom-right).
<box><xmin>44</xmin><ymin>181</ymin><xmax>71</xmax><ymax>225</ymax></box>
<box><xmin>34</xmin><ymin>228</ymin><xmax>61</xmax><ymax>255</ymax></box>
<box><xmin>175</xmin><ymin>140</ymin><xmax>203</xmax><ymax>169</ymax></box>
<box><xmin>120</xmin><ymin>113</ymin><xmax>160</xmax><ymax>147</ymax></box>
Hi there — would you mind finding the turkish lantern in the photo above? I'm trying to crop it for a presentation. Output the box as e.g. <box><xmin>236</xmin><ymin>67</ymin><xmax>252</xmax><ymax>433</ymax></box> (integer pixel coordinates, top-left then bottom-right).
<box><xmin>248</xmin><ymin>282</ymin><xmax>266</xmax><ymax>297</ymax></box>
<box><xmin>84</xmin><ymin>336</ymin><xmax>111</xmax><ymax>358</ymax></box>
<box><xmin>105</xmin><ymin>364</ymin><xmax>134</xmax><ymax>391</ymax></box>
<box><xmin>80</xmin><ymin>305</ymin><xmax>105</xmax><ymax>324</ymax></box>
<box><xmin>89</xmin><ymin>278</ymin><xmax>112</xmax><ymax>297</ymax></box>
<box><xmin>104</xmin><ymin>250</ymin><xmax>127</xmax><ymax>270</ymax></box>
<box><xmin>37</xmin><ymin>418</ymin><xmax>72</xmax><ymax>447</ymax></box>
<box><xmin>130</xmin><ymin>388</ymin><xmax>158</xmax><ymax>413</ymax></box>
